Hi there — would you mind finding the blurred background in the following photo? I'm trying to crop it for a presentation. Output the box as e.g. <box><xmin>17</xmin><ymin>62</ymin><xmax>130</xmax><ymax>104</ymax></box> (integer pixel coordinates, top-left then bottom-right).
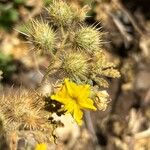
<box><xmin>0</xmin><ymin>0</ymin><xmax>150</xmax><ymax>150</ymax></box>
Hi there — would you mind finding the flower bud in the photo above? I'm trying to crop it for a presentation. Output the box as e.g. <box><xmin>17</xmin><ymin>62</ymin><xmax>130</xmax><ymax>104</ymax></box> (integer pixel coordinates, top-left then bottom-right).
<box><xmin>91</xmin><ymin>51</ymin><xmax>121</xmax><ymax>78</ymax></box>
<box><xmin>94</xmin><ymin>90</ymin><xmax>109</xmax><ymax>111</ymax></box>
<box><xmin>47</xmin><ymin>1</ymin><xmax>74</xmax><ymax>26</ymax></box>
<box><xmin>61</xmin><ymin>52</ymin><xmax>89</xmax><ymax>80</ymax></box>
<box><xmin>27</xmin><ymin>20</ymin><xmax>56</xmax><ymax>54</ymax></box>
<box><xmin>74</xmin><ymin>26</ymin><xmax>102</xmax><ymax>53</ymax></box>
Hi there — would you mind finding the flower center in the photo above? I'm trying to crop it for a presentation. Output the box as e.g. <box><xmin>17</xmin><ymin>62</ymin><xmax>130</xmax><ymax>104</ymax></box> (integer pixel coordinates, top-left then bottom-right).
<box><xmin>71</xmin><ymin>96</ymin><xmax>79</xmax><ymax>104</ymax></box>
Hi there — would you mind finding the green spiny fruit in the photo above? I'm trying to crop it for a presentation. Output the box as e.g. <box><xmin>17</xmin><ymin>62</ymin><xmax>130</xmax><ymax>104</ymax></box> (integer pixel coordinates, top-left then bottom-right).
<box><xmin>47</xmin><ymin>0</ymin><xmax>75</xmax><ymax>26</ymax></box>
<box><xmin>26</xmin><ymin>19</ymin><xmax>56</xmax><ymax>54</ymax></box>
<box><xmin>61</xmin><ymin>52</ymin><xmax>89</xmax><ymax>80</ymax></box>
<box><xmin>73</xmin><ymin>26</ymin><xmax>102</xmax><ymax>53</ymax></box>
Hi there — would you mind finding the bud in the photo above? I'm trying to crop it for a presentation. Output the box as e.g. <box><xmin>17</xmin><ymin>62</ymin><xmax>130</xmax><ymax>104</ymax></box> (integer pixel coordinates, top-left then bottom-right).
<box><xmin>74</xmin><ymin>26</ymin><xmax>102</xmax><ymax>53</ymax></box>
<box><xmin>27</xmin><ymin>19</ymin><xmax>56</xmax><ymax>54</ymax></box>
<box><xmin>101</xmin><ymin>68</ymin><xmax>121</xmax><ymax>78</ymax></box>
<box><xmin>47</xmin><ymin>1</ymin><xmax>75</xmax><ymax>26</ymax></box>
<box><xmin>61</xmin><ymin>52</ymin><xmax>89</xmax><ymax>80</ymax></box>
<box><xmin>92</xmin><ymin>77</ymin><xmax>109</xmax><ymax>88</ymax></box>
<box><xmin>94</xmin><ymin>90</ymin><xmax>109</xmax><ymax>111</ymax></box>
<box><xmin>91</xmin><ymin>51</ymin><xmax>121</xmax><ymax>78</ymax></box>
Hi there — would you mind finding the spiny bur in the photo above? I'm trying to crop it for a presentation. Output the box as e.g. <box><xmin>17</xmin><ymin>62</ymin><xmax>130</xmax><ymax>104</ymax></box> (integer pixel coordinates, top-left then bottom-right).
<box><xmin>47</xmin><ymin>0</ymin><xmax>75</xmax><ymax>26</ymax></box>
<box><xmin>26</xmin><ymin>19</ymin><xmax>56</xmax><ymax>54</ymax></box>
<box><xmin>73</xmin><ymin>26</ymin><xmax>102</xmax><ymax>53</ymax></box>
<box><xmin>61</xmin><ymin>52</ymin><xmax>89</xmax><ymax>80</ymax></box>
<box><xmin>0</xmin><ymin>90</ymin><xmax>55</xmax><ymax>144</ymax></box>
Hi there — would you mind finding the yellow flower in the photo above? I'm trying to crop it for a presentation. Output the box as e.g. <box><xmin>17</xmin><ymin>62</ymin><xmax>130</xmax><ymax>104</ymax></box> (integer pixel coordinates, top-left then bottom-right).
<box><xmin>35</xmin><ymin>143</ymin><xmax>47</xmax><ymax>150</ymax></box>
<box><xmin>51</xmin><ymin>78</ymin><xmax>97</xmax><ymax>125</ymax></box>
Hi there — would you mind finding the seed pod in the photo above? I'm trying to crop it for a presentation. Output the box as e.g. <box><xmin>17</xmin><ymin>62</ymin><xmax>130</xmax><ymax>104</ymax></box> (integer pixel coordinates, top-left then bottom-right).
<box><xmin>0</xmin><ymin>91</ymin><xmax>50</xmax><ymax>131</ymax></box>
<box><xmin>61</xmin><ymin>52</ymin><xmax>89</xmax><ymax>80</ymax></box>
<box><xmin>27</xmin><ymin>19</ymin><xmax>56</xmax><ymax>54</ymax></box>
<box><xmin>74</xmin><ymin>26</ymin><xmax>102</xmax><ymax>53</ymax></box>
<box><xmin>47</xmin><ymin>0</ymin><xmax>75</xmax><ymax>26</ymax></box>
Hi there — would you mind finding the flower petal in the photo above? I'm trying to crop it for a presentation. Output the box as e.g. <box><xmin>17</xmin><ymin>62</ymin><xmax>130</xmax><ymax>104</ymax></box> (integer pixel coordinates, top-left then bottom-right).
<box><xmin>64</xmin><ymin>78</ymin><xmax>78</xmax><ymax>97</ymax></box>
<box><xmin>78</xmin><ymin>84</ymin><xmax>90</xmax><ymax>99</ymax></box>
<box><xmin>73</xmin><ymin>104</ymin><xmax>83</xmax><ymax>125</ymax></box>
<box><xmin>78</xmin><ymin>98</ymin><xmax>97</xmax><ymax>110</ymax></box>
<box><xmin>51</xmin><ymin>95</ymin><xmax>69</xmax><ymax>104</ymax></box>
<box><xmin>64</xmin><ymin>99</ymin><xmax>76</xmax><ymax>113</ymax></box>
<box><xmin>35</xmin><ymin>143</ymin><xmax>47</xmax><ymax>150</ymax></box>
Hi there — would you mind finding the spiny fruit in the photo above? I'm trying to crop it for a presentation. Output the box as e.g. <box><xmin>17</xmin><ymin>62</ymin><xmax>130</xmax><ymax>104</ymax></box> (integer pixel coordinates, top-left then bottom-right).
<box><xmin>61</xmin><ymin>52</ymin><xmax>89</xmax><ymax>80</ymax></box>
<box><xmin>26</xmin><ymin>19</ymin><xmax>56</xmax><ymax>54</ymax></box>
<box><xmin>0</xmin><ymin>90</ymin><xmax>53</xmax><ymax>133</ymax></box>
<box><xmin>74</xmin><ymin>26</ymin><xmax>103</xmax><ymax>53</ymax></box>
<box><xmin>0</xmin><ymin>90</ymin><xmax>56</xmax><ymax>149</ymax></box>
<box><xmin>47</xmin><ymin>0</ymin><xmax>75</xmax><ymax>26</ymax></box>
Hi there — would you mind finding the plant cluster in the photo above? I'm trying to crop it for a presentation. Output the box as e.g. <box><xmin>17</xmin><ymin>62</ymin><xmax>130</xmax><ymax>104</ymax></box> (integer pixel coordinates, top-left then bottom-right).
<box><xmin>0</xmin><ymin>0</ymin><xmax>120</xmax><ymax>149</ymax></box>
<box><xmin>25</xmin><ymin>0</ymin><xmax>120</xmax><ymax>123</ymax></box>
<box><xmin>26</xmin><ymin>0</ymin><xmax>120</xmax><ymax>84</ymax></box>
<box><xmin>0</xmin><ymin>90</ymin><xmax>56</xmax><ymax>149</ymax></box>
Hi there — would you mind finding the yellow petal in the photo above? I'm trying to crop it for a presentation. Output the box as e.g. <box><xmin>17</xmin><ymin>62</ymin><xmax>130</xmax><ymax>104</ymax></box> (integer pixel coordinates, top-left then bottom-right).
<box><xmin>78</xmin><ymin>98</ymin><xmax>97</xmax><ymax>110</ymax></box>
<box><xmin>64</xmin><ymin>78</ymin><xmax>81</xmax><ymax>98</ymax></box>
<box><xmin>73</xmin><ymin>104</ymin><xmax>83</xmax><ymax>125</ymax></box>
<box><xmin>78</xmin><ymin>84</ymin><xmax>90</xmax><ymax>99</ymax></box>
<box><xmin>64</xmin><ymin>99</ymin><xmax>76</xmax><ymax>113</ymax></box>
<box><xmin>59</xmin><ymin>84</ymin><xmax>69</xmax><ymax>98</ymax></box>
<box><xmin>35</xmin><ymin>143</ymin><xmax>47</xmax><ymax>150</ymax></box>
<box><xmin>51</xmin><ymin>95</ymin><xmax>69</xmax><ymax>104</ymax></box>
<box><xmin>64</xmin><ymin>78</ymin><xmax>75</xmax><ymax>97</ymax></box>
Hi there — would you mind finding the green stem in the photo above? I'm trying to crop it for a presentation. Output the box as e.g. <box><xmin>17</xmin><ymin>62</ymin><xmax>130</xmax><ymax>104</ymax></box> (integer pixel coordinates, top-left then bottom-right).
<box><xmin>60</xmin><ymin>26</ymin><xmax>69</xmax><ymax>50</ymax></box>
